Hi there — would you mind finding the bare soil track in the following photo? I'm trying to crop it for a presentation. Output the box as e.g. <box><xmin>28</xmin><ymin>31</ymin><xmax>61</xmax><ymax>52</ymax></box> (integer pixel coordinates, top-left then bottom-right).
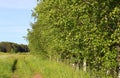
<box><xmin>33</xmin><ymin>74</ymin><xmax>42</xmax><ymax>78</ymax></box>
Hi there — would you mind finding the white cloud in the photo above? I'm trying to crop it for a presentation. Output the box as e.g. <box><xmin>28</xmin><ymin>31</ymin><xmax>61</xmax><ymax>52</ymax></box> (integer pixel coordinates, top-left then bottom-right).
<box><xmin>0</xmin><ymin>0</ymin><xmax>37</xmax><ymax>9</ymax></box>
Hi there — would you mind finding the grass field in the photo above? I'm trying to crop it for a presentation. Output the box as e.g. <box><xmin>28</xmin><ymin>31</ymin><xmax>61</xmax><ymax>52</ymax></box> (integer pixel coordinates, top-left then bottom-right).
<box><xmin>0</xmin><ymin>52</ymin><xmax>91</xmax><ymax>78</ymax></box>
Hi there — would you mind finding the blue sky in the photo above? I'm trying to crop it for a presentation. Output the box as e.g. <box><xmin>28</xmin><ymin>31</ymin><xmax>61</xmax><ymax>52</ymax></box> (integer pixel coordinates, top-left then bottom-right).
<box><xmin>0</xmin><ymin>0</ymin><xmax>37</xmax><ymax>44</ymax></box>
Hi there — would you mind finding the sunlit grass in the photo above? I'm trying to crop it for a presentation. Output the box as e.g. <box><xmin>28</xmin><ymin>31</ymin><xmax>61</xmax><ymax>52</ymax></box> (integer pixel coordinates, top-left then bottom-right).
<box><xmin>0</xmin><ymin>52</ymin><xmax>97</xmax><ymax>78</ymax></box>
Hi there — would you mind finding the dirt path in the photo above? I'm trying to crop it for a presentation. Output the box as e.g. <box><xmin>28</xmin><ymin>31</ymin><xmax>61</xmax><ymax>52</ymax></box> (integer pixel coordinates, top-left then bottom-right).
<box><xmin>33</xmin><ymin>74</ymin><xmax>42</xmax><ymax>78</ymax></box>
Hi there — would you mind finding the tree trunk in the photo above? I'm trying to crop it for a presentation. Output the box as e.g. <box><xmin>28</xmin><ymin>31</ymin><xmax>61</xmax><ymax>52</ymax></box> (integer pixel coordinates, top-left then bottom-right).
<box><xmin>117</xmin><ymin>46</ymin><xmax>120</xmax><ymax>78</ymax></box>
<box><xmin>83</xmin><ymin>58</ymin><xmax>87</xmax><ymax>72</ymax></box>
<box><xmin>118</xmin><ymin>66</ymin><xmax>120</xmax><ymax>78</ymax></box>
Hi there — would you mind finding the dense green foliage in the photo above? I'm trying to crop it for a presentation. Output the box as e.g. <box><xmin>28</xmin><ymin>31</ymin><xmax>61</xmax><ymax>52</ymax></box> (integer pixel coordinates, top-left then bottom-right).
<box><xmin>27</xmin><ymin>0</ymin><xmax>120</xmax><ymax>77</ymax></box>
<box><xmin>0</xmin><ymin>42</ymin><xmax>29</xmax><ymax>52</ymax></box>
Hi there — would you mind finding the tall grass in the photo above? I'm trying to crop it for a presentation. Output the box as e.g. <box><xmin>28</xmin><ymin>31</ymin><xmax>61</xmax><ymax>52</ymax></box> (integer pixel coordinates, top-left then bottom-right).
<box><xmin>0</xmin><ymin>58</ymin><xmax>13</xmax><ymax>78</ymax></box>
<box><xmin>0</xmin><ymin>53</ymin><xmax>112</xmax><ymax>78</ymax></box>
<box><xmin>26</xmin><ymin>56</ymin><xmax>91</xmax><ymax>78</ymax></box>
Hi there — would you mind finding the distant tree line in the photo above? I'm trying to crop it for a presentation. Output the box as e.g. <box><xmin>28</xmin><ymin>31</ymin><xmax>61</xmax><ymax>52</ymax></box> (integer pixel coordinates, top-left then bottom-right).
<box><xmin>0</xmin><ymin>42</ymin><xmax>29</xmax><ymax>53</ymax></box>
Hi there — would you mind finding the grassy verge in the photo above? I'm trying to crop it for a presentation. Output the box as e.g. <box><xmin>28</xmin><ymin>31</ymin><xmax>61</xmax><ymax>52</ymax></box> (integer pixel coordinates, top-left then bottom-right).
<box><xmin>0</xmin><ymin>53</ymin><xmax>91</xmax><ymax>78</ymax></box>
